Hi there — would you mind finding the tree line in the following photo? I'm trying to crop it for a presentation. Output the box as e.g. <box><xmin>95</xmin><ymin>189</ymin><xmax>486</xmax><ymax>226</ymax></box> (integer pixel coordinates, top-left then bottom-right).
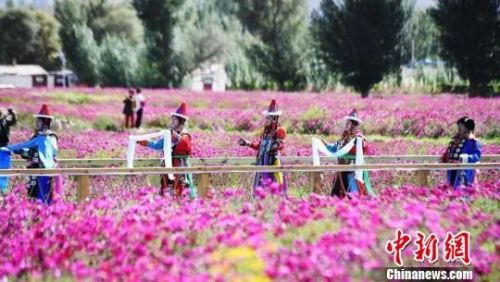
<box><xmin>0</xmin><ymin>0</ymin><xmax>498</xmax><ymax>97</ymax></box>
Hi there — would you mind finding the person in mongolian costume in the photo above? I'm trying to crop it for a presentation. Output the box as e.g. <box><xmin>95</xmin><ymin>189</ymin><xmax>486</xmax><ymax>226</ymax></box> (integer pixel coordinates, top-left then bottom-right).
<box><xmin>137</xmin><ymin>102</ymin><xmax>195</xmax><ymax>198</ymax></box>
<box><xmin>5</xmin><ymin>104</ymin><xmax>59</xmax><ymax>204</ymax></box>
<box><xmin>441</xmin><ymin>117</ymin><xmax>481</xmax><ymax>189</ymax></box>
<box><xmin>238</xmin><ymin>99</ymin><xmax>287</xmax><ymax>197</ymax></box>
<box><xmin>0</xmin><ymin>107</ymin><xmax>17</xmax><ymax>194</ymax></box>
<box><xmin>323</xmin><ymin>109</ymin><xmax>374</xmax><ymax>198</ymax></box>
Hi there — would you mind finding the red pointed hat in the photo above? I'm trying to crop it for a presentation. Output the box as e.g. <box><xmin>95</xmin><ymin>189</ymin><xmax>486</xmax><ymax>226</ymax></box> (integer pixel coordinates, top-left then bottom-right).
<box><xmin>262</xmin><ymin>99</ymin><xmax>282</xmax><ymax>116</ymax></box>
<box><xmin>171</xmin><ymin>102</ymin><xmax>189</xmax><ymax>120</ymax></box>
<box><xmin>344</xmin><ymin>109</ymin><xmax>362</xmax><ymax>124</ymax></box>
<box><xmin>33</xmin><ymin>104</ymin><xmax>54</xmax><ymax>119</ymax></box>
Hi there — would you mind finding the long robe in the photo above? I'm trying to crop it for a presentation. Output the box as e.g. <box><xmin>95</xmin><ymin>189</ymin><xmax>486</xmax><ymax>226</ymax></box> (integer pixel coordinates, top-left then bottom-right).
<box><xmin>147</xmin><ymin>129</ymin><xmax>195</xmax><ymax>198</ymax></box>
<box><xmin>248</xmin><ymin>126</ymin><xmax>287</xmax><ymax>196</ymax></box>
<box><xmin>442</xmin><ymin>137</ymin><xmax>481</xmax><ymax>189</ymax></box>
<box><xmin>8</xmin><ymin>130</ymin><xmax>58</xmax><ymax>204</ymax></box>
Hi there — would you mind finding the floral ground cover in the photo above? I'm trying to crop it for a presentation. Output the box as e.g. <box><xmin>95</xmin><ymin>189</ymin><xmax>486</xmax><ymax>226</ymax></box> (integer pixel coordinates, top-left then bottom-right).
<box><xmin>0</xmin><ymin>181</ymin><xmax>498</xmax><ymax>281</ymax></box>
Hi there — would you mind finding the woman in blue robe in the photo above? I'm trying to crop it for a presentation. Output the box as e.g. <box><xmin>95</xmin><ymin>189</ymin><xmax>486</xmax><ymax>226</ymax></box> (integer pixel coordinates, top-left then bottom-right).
<box><xmin>441</xmin><ymin>117</ymin><xmax>481</xmax><ymax>189</ymax></box>
<box><xmin>6</xmin><ymin>104</ymin><xmax>58</xmax><ymax>204</ymax></box>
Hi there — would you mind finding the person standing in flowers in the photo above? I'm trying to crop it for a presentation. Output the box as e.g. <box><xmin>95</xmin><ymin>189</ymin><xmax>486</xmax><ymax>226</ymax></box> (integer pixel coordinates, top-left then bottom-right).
<box><xmin>134</xmin><ymin>88</ymin><xmax>146</xmax><ymax>129</ymax></box>
<box><xmin>441</xmin><ymin>117</ymin><xmax>481</xmax><ymax>189</ymax></box>
<box><xmin>137</xmin><ymin>102</ymin><xmax>195</xmax><ymax>198</ymax></box>
<box><xmin>3</xmin><ymin>104</ymin><xmax>59</xmax><ymax>204</ymax></box>
<box><xmin>0</xmin><ymin>107</ymin><xmax>17</xmax><ymax>147</ymax></box>
<box><xmin>323</xmin><ymin>109</ymin><xmax>374</xmax><ymax>198</ymax></box>
<box><xmin>0</xmin><ymin>108</ymin><xmax>17</xmax><ymax>194</ymax></box>
<box><xmin>238</xmin><ymin>99</ymin><xmax>287</xmax><ymax>196</ymax></box>
<box><xmin>123</xmin><ymin>89</ymin><xmax>136</xmax><ymax>129</ymax></box>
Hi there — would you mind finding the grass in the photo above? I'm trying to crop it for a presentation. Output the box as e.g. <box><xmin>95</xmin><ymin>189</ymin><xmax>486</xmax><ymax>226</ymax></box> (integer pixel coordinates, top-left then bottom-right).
<box><xmin>0</xmin><ymin>96</ymin><xmax>15</xmax><ymax>104</ymax></box>
<box><xmin>266</xmin><ymin>218</ymin><xmax>341</xmax><ymax>246</ymax></box>
<box><xmin>92</xmin><ymin>116</ymin><xmax>119</xmax><ymax>131</ymax></box>
<box><xmin>300</xmin><ymin>105</ymin><xmax>327</xmax><ymax>120</ymax></box>
<box><xmin>51</xmin><ymin>91</ymin><xmax>118</xmax><ymax>105</ymax></box>
<box><xmin>472</xmin><ymin>198</ymin><xmax>500</xmax><ymax>219</ymax></box>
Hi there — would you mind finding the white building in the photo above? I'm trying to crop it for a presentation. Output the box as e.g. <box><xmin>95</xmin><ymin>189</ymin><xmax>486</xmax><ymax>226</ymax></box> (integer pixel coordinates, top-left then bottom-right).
<box><xmin>189</xmin><ymin>64</ymin><xmax>228</xmax><ymax>92</ymax></box>
<box><xmin>0</xmin><ymin>65</ymin><xmax>77</xmax><ymax>88</ymax></box>
<box><xmin>0</xmin><ymin>64</ymin><xmax>49</xmax><ymax>88</ymax></box>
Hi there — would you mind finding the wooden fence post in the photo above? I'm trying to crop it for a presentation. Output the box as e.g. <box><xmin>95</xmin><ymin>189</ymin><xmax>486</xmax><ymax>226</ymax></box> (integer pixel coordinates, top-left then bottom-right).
<box><xmin>416</xmin><ymin>170</ymin><xmax>429</xmax><ymax>187</ymax></box>
<box><xmin>196</xmin><ymin>173</ymin><xmax>210</xmax><ymax>198</ymax></box>
<box><xmin>76</xmin><ymin>175</ymin><xmax>90</xmax><ymax>202</ymax></box>
<box><xmin>309</xmin><ymin>172</ymin><xmax>323</xmax><ymax>194</ymax></box>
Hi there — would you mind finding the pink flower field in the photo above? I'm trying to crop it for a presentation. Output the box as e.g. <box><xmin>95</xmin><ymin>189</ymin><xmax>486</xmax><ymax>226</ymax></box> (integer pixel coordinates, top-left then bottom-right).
<box><xmin>0</xmin><ymin>181</ymin><xmax>498</xmax><ymax>281</ymax></box>
<box><xmin>1</xmin><ymin>88</ymin><xmax>499</xmax><ymax>138</ymax></box>
<box><xmin>0</xmin><ymin>88</ymin><xmax>498</xmax><ymax>281</ymax></box>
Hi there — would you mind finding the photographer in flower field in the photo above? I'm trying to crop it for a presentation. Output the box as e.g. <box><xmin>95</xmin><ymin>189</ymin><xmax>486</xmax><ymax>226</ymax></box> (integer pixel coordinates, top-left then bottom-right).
<box><xmin>441</xmin><ymin>117</ymin><xmax>482</xmax><ymax>189</ymax></box>
<box><xmin>0</xmin><ymin>107</ymin><xmax>17</xmax><ymax>147</ymax></box>
<box><xmin>123</xmin><ymin>89</ymin><xmax>136</xmax><ymax>129</ymax></box>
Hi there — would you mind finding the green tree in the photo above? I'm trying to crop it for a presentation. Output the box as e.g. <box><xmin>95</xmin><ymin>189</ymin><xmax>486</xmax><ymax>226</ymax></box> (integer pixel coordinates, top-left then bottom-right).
<box><xmin>70</xmin><ymin>24</ymin><xmax>101</xmax><ymax>85</ymax></box>
<box><xmin>430</xmin><ymin>0</ymin><xmax>499</xmax><ymax>97</ymax></box>
<box><xmin>311</xmin><ymin>0</ymin><xmax>409</xmax><ymax>97</ymax></box>
<box><xmin>99</xmin><ymin>35</ymin><xmax>140</xmax><ymax>86</ymax></box>
<box><xmin>31</xmin><ymin>11</ymin><xmax>61</xmax><ymax>70</ymax></box>
<box><xmin>234</xmin><ymin>0</ymin><xmax>309</xmax><ymax>91</ymax></box>
<box><xmin>133</xmin><ymin>0</ymin><xmax>183</xmax><ymax>87</ymax></box>
<box><xmin>55</xmin><ymin>0</ymin><xmax>88</xmax><ymax>76</ymax></box>
<box><xmin>198</xmin><ymin>0</ymin><xmax>266</xmax><ymax>90</ymax></box>
<box><xmin>402</xmin><ymin>10</ymin><xmax>440</xmax><ymax>65</ymax></box>
<box><xmin>86</xmin><ymin>0</ymin><xmax>144</xmax><ymax>45</ymax></box>
<box><xmin>306</xmin><ymin>49</ymin><xmax>339</xmax><ymax>92</ymax></box>
<box><xmin>6</xmin><ymin>0</ymin><xmax>14</xmax><ymax>8</ymax></box>
<box><xmin>173</xmin><ymin>1</ymin><xmax>234</xmax><ymax>84</ymax></box>
<box><xmin>0</xmin><ymin>9</ymin><xmax>61</xmax><ymax>70</ymax></box>
<box><xmin>55</xmin><ymin>0</ymin><xmax>143</xmax><ymax>45</ymax></box>
<box><xmin>0</xmin><ymin>9</ymin><xmax>38</xmax><ymax>64</ymax></box>
<box><xmin>225</xmin><ymin>32</ymin><xmax>267</xmax><ymax>90</ymax></box>
<box><xmin>55</xmin><ymin>0</ymin><xmax>142</xmax><ymax>85</ymax></box>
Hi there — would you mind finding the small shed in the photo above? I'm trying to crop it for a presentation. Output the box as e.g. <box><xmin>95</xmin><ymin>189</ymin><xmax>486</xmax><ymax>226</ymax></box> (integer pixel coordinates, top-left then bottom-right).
<box><xmin>190</xmin><ymin>64</ymin><xmax>228</xmax><ymax>92</ymax></box>
<box><xmin>0</xmin><ymin>65</ymin><xmax>48</xmax><ymax>88</ymax></box>
<box><xmin>48</xmin><ymin>70</ymin><xmax>77</xmax><ymax>87</ymax></box>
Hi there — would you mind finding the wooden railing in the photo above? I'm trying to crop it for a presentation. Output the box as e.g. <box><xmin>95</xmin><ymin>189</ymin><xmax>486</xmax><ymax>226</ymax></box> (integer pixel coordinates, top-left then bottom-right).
<box><xmin>10</xmin><ymin>154</ymin><xmax>500</xmax><ymax>168</ymax></box>
<box><xmin>1</xmin><ymin>161</ymin><xmax>499</xmax><ymax>201</ymax></box>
